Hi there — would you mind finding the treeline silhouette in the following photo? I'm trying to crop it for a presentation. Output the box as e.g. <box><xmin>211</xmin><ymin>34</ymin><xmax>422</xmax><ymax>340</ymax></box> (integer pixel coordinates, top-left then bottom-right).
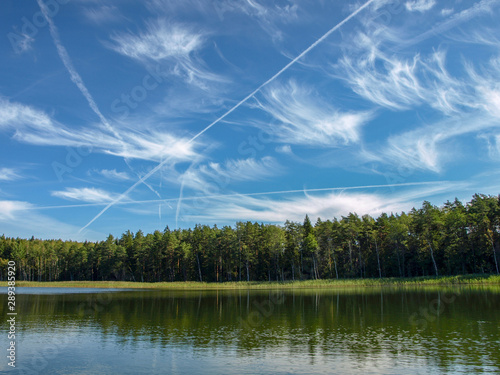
<box><xmin>1</xmin><ymin>193</ymin><xmax>499</xmax><ymax>282</ymax></box>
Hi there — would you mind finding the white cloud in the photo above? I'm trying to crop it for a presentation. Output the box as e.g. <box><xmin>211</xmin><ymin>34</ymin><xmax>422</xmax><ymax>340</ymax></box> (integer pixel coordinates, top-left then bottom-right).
<box><xmin>336</xmin><ymin>41</ymin><xmax>479</xmax><ymax>114</ymax></box>
<box><xmin>0</xmin><ymin>200</ymin><xmax>31</xmax><ymax>221</ymax></box>
<box><xmin>51</xmin><ymin>187</ymin><xmax>120</xmax><ymax>203</ymax></box>
<box><xmin>227</xmin><ymin>0</ymin><xmax>299</xmax><ymax>42</ymax></box>
<box><xmin>0</xmin><ymin>97</ymin><xmax>53</xmax><ymax>130</ymax></box>
<box><xmin>179</xmin><ymin>156</ymin><xmax>281</xmax><ymax>192</ymax></box>
<box><xmin>467</xmin><ymin>57</ymin><xmax>500</xmax><ymax>118</ymax></box>
<box><xmin>109</xmin><ymin>20</ymin><xmax>203</xmax><ymax>61</ymax></box>
<box><xmin>479</xmin><ymin>133</ymin><xmax>500</xmax><ymax>160</ymax></box>
<box><xmin>0</xmin><ymin>168</ymin><xmax>22</xmax><ymax>181</ymax></box>
<box><xmin>253</xmin><ymin>80</ymin><xmax>371</xmax><ymax>147</ymax></box>
<box><xmin>388</xmin><ymin>0</ymin><xmax>500</xmax><ymax>51</ymax></box>
<box><xmin>82</xmin><ymin>5</ymin><xmax>122</xmax><ymax>24</ymax></box>
<box><xmin>0</xmin><ymin>98</ymin><xmax>201</xmax><ymax>163</ymax></box>
<box><xmin>276</xmin><ymin>145</ymin><xmax>292</xmax><ymax>154</ymax></box>
<box><xmin>0</xmin><ymin>200</ymin><xmax>103</xmax><ymax>241</ymax></box>
<box><xmin>211</xmin><ymin>156</ymin><xmax>279</xmax><ymax>181</ymax></box>
<box><xmin>179</xmin><ymin>182</ymin><xmax>460</xmax><ymax>224</ymax></box>
<box><xmin>107</xmin><ymin>19</ymin><xmax>224</xmax><ymax>90</ymax></box>
<box><xmin>331</xmin><ymin>6</ymin><xmax>500</xmax><ymax>172</ymax></box>
<box><xmin>95</xmin><ymin>169</ymin><xmax>131</xmax><ymax>181</ymax></box>
<box><xmin>381</xmin><ymin>114</ymin><xmax>500</xmax><ymax>172</ymax></box>
<box><xmin>481</xmin><ymin>87</ymin><xmax>500</xmax><ymax>118</ymax></box>
<box><xmin>441</xmin><ymin>8</ymin><xmax>454</xmax><ymax>16</ymax></box>
<box><xmin>337</xmin><ymin>0</ymin><xmax>500</xmax><ymax>117</ymax></box>
<box><xmin>406</xmin><ymin>0</ymin><xmax>436</xmax><ymax>13</ymax></box>
<box><xmin>147</xmin><ymin>0</ymin><xmax>299</xmax><ymax>42</ymax></box>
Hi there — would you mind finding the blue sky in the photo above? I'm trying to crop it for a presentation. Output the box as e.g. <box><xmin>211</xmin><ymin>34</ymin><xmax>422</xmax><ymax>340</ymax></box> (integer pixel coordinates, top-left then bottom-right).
<box><xmin>1</xmin><ymin>0</ymin><xmax>500</xmax><ymax>241</ymax></box>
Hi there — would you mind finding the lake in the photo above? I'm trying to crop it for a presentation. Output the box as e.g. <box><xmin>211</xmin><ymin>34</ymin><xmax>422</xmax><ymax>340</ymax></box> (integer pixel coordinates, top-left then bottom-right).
<box><xmin>1</xmin><ymin>286</ymin><xmax>499</xmax><ymax>374</ymax></box>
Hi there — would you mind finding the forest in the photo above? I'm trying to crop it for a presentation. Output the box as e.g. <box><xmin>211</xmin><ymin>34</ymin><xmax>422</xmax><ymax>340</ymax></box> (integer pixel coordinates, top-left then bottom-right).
<box><xmin>1</xmin><ymin>193</ymin><xmax>499</xmax><ymax>282</ymax></box>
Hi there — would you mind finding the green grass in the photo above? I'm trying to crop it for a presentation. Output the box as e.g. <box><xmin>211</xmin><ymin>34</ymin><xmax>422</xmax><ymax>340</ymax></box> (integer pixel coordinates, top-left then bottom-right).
<box><xmin>2</xmin><ymin>274</ymin><xmax>500</xmax><ymax>290</ymax></box>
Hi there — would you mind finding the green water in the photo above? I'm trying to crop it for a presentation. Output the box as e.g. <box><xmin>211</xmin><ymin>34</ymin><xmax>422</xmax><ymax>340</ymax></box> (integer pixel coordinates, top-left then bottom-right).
<box><xmin>1</xmin><ymin>286</ymin><xmax>499</xmax><ymax>374</ymax></box>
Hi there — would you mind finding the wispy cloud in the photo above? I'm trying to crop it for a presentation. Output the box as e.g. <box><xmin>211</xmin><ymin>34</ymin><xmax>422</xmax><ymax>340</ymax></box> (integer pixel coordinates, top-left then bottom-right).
<box><xmin>81</xmin><ymin>5</ymin><xmax>123</xmax><ymax>24</ymax></box>
<box><xmin>330</xmin><ymin>2</ymin><xmax>500</xmax><ymax>173</ymax></box>
<box><xmin>109</xmin><ymin>20</ymin><xmax>203</xmax><ymax>61</ymax></box>
<box><xmin>179</xmin><ymin>156</ymin><xmax>282</xmax><ymax>192</ymax></box>
<box><xmin>0</xmin><ymin>200</ymin><xmax>31</xmax><ymax>221</ymax></box>
<box><xmin>0</xmin><ymin>98</ymin><xmax>201</xmax><ymax>163</ymax></box>
<box><xmin>179</xmin><ymin>181</ymin><xmax>460</xmax><ymax>224</ymax></box>
<box><xmin>147</xmin><ymin>0</ymin><xmax>299</xmax><ymax>42</ymax></box>
<box><xmin>405</xmin><ymin>0</ymin><xmax>436</xmax><ymax>13</ymax></box>
<box><xmin>0</xmin><ymin>200</ymin><xmax>102</xmax><ymax>240</ymax></box>
<box><xmin>93</xmin><ymin>169</ymin><xmax>131</xmax><ymax>181</ymax></box>
<box><xmin>441</xmin><ymin>8</ymin><xmax>454</xmax><ymax>16</ymax></box>
<box><xmin>276</xmin><ymin>145</ymin><xmax>292</xmax><ymax>154</ymax></box>
<box><xmin>0</xmin><ymin>97</ymin><xmax>53</xmax><ymax>130</ymax></box>
<box><xmin>77</xmin><ymin>0</ymin><xmax>387</xmax><ymax>231</ymax></box>
<box><xmin>51</xmin><ymin>187</ymin><xmax>120</xmax><ymax>203</ymax></box>
<box><xmin>252</xmin><ymin>80</ymin><xmax>371</xmax><ymax>146</ymax></box>
<box><xmin>479</xmin><ymin>133</ymin><xmax>500</xmax><ymax>160</ymax></box>
<box><xmin>225</xmin><ymin>0</ymin><xmax>299</xmax><ymax>42</ymax></box>
<box><xmin>381</xmin><ymin>115</ymin><xmax>499</xmax><ymax>172</ymax></box>
<box><xmin>0</xmin><ymin>168</ymin><xmax>22</xmax><ymax>181</ymax></box>
<box><xmin>107</xmin><ymin>19</ymin><xmax>225</xmax><ymax>90</ymax></box>
<box><xmin>336</xmin><ymin>40</ymin><xmax>479</xmax><ymax>114</ymax></box>
<box><xmin>399</xmin><ymin>0</ymin><xmax>500</xmax><ymax>48</ymax></box>
<box><xmin>334</xmin><ymin>34</ymin><xmax>500</xmax><ymax>171</ymax></box>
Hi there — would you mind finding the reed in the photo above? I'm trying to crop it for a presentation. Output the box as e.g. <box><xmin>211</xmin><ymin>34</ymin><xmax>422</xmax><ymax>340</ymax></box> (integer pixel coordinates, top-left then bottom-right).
<box><xmin>2</xmin><ymin>274</ymin><xmax>499</xmax><ymax>290</ymax></box>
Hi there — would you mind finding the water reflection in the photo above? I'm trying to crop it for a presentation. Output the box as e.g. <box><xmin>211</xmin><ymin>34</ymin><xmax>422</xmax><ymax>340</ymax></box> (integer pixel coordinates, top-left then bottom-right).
<box><xmin>1</xmin><ymin>286</ymin><xmax>499</xmax><ymax>374</ymax></box>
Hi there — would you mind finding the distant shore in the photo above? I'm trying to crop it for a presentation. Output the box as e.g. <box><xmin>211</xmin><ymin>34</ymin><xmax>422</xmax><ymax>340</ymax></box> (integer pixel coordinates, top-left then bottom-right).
<box><xmin>2</xmin><ymin>274</ymin><xmax>500</xmax><ymax>290</ymax></box>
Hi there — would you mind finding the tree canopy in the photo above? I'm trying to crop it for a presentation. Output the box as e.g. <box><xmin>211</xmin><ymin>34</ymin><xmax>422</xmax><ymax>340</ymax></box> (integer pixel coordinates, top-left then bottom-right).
<box><xmin>1</xmin><ymin>194</ymin><xmax>499</xmax><ymax>282</ymax></box>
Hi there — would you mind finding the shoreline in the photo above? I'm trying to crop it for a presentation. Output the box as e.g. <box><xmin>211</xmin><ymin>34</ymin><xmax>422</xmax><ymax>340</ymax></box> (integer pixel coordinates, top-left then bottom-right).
<box><xmin>1</xmin><ymin>274</ymin><xmax>499</xmax><ymax>290</ymax></box>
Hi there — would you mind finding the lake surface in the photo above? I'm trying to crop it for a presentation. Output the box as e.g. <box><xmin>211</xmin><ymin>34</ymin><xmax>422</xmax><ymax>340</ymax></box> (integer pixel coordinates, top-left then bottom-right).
<box><xmin>1</xmin><ymin>286</ymin><xmax>499</xmax><ymax>374</ymax></box>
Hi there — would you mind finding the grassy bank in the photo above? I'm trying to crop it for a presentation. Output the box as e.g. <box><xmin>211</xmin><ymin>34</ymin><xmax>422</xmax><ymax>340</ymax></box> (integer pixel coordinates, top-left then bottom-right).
<box><xmin>2</xmin><ymin>274</ymin><xmax>500</xmax><ymax>290</ymax></box>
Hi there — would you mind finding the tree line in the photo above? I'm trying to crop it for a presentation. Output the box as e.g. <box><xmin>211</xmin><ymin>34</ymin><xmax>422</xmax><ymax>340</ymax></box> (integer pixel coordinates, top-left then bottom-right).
<box><xmin>1</xmin><ymin>193</ymin><xmax>499</xmax><ymax>282</ymax></box>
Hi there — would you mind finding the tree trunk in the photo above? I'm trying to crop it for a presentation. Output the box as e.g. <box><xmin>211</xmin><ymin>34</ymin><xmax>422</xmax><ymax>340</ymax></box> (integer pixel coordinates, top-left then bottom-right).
<box><xmin>375</xmin><ymin>238</ymin><xmax>382</xmax><ymax>279</ymax></box>
<box><xmin>348</xmin><ymin>241</ymin><xmax>353</xmax><ymax>277</ymax></box>
<box><xmin>395</xmin><ymin>243</ymin><xmax>402</xmax><ymax>278</ymax></box>
<box><xmin>333</xmin><ymin>252</ymin><xmax>339</xmax><ymax>279</ymax></box>
<box><xmin>428</xmin><ymin>239</ymin><xmax>439</xmax><ymax>276</ymax></box>
<box><xmin>196</xmin><ymin>253</ymin><xmax>203</xmax><ymax>282</ymax></box>
<box><xmin>489</xmin><ymin>238</ymin><xmax>499</xmax><ymax>275</ymax></box>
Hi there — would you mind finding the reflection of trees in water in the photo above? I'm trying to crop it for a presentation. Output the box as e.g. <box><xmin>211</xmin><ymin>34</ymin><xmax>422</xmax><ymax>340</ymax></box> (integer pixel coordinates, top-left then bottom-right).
<box><xmin>4</xmin><ymin>288</ymin><xmax>500</xmax><ymax>371</ymax></box>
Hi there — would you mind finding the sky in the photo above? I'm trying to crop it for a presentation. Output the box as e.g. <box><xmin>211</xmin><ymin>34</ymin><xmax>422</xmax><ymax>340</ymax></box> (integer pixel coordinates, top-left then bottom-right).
<box><xmin>1</xmin><ymin>0</ymin><xmax>500</xmax><ymax>241</ymax></box>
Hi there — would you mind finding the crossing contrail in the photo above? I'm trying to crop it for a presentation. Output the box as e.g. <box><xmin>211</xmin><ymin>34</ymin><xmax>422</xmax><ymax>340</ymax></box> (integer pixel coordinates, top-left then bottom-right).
<box><xmin>30</xmin><ymin>181</ymin><xmax>446</xmax><ymax>211</ymax></box>
<box><xmin>38</xmin><ymin>0</ymin><xmax>168</xmax><ymax>218</ymax></box>
<box><xmin>78</xmin><ymin>0</ymin><xmax>377</xmax><ymax>232</ymax></box>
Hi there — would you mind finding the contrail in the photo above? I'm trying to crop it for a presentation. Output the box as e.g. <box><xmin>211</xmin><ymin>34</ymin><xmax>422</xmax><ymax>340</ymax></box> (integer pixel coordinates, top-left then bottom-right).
<box><xmin>31</xmin><ymin>181</ymin><xmax>445</xmax><ymax>211</ymax></box>
<box><xmin>78</xmin><ymin>0</ymin><xmax>377</xmax><ymax>232</ymax></box>
<box><xmin>36</xmin><ymin>0</ymin><xmax>124</xmax><ymax>143</ymax></box>
<box><xmin>397</xmin><ymin>0</ymin><xmax>500</xmax><ymax>50</ymax></box>
<box><xmin>37</xmin><ymin>0</ymin><xmax>166</xmax><ymax>213</ymax></box>
<box><xmin>175</xmin><ymin>176</ymin><xmax>185</xmax><ymax>229</ymax></box>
